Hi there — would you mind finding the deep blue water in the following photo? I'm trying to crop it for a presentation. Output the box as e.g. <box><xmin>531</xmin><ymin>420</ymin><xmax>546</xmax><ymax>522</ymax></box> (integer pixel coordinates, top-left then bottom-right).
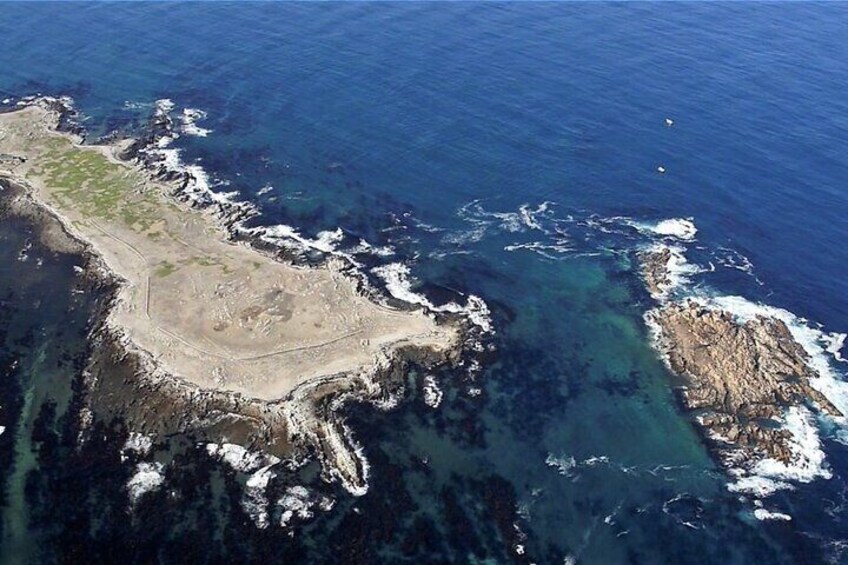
<box><xmin>1</xmin><ymin>2</ymin><xmax>847</xmax><ymax>563</ymax></box>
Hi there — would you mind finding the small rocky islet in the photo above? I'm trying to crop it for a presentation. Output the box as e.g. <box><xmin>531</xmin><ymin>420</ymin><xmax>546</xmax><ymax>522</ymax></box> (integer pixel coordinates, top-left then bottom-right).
<box><xmin>640</xmin><ymin>246</ymin><xmax>840</xmax><ymax>483</ymax></box>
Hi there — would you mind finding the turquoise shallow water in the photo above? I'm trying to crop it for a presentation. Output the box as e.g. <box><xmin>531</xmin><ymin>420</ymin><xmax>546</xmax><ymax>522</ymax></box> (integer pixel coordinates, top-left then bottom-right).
<box><xmin>1</xmin><ymin>3</ymin><xmax>848</xmax><ymax>563</ymax></box>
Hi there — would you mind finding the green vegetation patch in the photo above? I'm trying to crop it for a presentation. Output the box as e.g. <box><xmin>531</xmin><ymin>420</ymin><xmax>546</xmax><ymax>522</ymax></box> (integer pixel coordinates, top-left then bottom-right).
<box><xmin>186</xmin><ymin>256</ymin><xmax>235</xmax><ymax>274</ymax></box>
<box><xmin>154</xmin><ymin>261</ymin><xmax>178</xmax><ymax>278</ymax></box>
<box><xmin>38</xmin><ymin>138</ymin><xmax>159</xmax><ymax>231</ymax></box>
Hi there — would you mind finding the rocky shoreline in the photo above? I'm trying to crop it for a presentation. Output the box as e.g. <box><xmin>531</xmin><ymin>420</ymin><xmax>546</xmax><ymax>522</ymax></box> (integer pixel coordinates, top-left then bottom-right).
<box><xmin>0</xmin><ymin>96</ymin><xmax>483</xmax><ymax>502</ymax></box>
<box><xmin>640</xmin><ymin>246</ymin><xmax>674</xmax><ymax>298</ymax></box>
<box><xmin>640</xmin><ymin>245</ymin><xmax>841</xmax><ymax>486</ymax></box>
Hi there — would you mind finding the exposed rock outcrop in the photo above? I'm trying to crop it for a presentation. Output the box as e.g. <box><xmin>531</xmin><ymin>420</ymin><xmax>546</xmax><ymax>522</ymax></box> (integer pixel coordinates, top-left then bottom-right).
<box><xmin>640</xmin><ymin>245</ymin><xmax>840</xmax><ymax>480</ymax></box>
<box><xmin>640</xmin><ymin>246</ymin><xmax>673</xmax><ymax>298</ymax></box>
<box><xmin>648</xmin><ymin>300</ymin><xmax>840</xmax><ymax>466</ymax></box>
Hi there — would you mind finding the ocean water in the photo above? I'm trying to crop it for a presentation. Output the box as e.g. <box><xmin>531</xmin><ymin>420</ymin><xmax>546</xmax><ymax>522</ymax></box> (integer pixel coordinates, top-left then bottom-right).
<box><xmin>1</xmin><ymin>2</ymin><xmax>848</xmax><ymax>563</ymax></box>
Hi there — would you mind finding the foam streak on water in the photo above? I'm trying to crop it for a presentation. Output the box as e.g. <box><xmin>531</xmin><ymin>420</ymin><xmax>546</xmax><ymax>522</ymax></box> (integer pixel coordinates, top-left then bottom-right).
<box><xmin>630</xmin><ymin>218</ymin><xmax>698</xmax><ymax>241</ymax></box>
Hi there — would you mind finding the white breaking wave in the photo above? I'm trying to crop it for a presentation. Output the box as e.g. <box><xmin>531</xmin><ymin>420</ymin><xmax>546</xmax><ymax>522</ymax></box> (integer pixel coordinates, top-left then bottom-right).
<box><xmin>645</xmin><ymin>243</ymin><xmax>702</xmax><ymax>300</ymax></box>
<box><xmin>244</xmin><ymin>224</ymin><xmax>345</xmax><ymax>255</ymax></box>
<box><xmin>243</xmin><ymin>464</ymin><xmax>276</xmax><ymax>529</ymax></box>
<box><xmin>279</xmin><ymin>486</ymin><xmax>313</xmax><ymax>528</ymax></box>
<box><xmin>545</xmin><ymin>453</ymin><xmax>577</xmax><ymax>477</ymax></box>
<box><xmin>241</xmin><ymin>223</ymin><xmax>397</xmax><ymax>267</ymax></box>
<box><xmin>127</xmin><ymin>462</ymin><xmax>165</xmax><ymax>504</ymax></box>
<box><xmin>464</xmin><ymin>295</ymin><xmax>493</xmax><ymax>334</ymax></box>
<box><xmin>146</xmin><ymin>100</ymin><xmax>239</xmax><ymax>208</ymax></box>
<box><xmin>338</xmin><ymin>425</ymin><xmax>371</xmax><ymax>497</ymax></box>
<box><xmin>371</xmin><ymin>263</ymin><xmax>493</xmax><ymax>333</ymax></box>
<box><xmin>753</xmin><ymin>499</ymin><xmax>793</xmax><ymax>521</ymax></box>
<box><xmin>630</xmin><ymin>218</ymin><xmax>698</xmax><ymax>241</ymax></box>
<box><xmin>206</xmin><ymin>443</ymin><xmax>283</xmax><ymax>528</ymax></box>
<box><xmin>752</xmin><ymin>406</ymin><xmax>831</xmax><ymax>483</ymax></box>
<box><xmin>753</xmin><ymin>508</ymin><xmax>792</xmax><ymax>521</ymax></box>
<box><xmin>155</xmin><ymin>98</ymin><xmax>175</xmax><ymax>114</ymax></box>
<box><xmin>278</xmin><ymin>485</ymin><xmax>335</xmax><ymax>528</ymax></box>
<box><xmin>181</xmin><ymin>108</ymin><xmax>212</xmax><ymax>137</ymax></box>
<box><xmin>422</xmin><ymin>375</ymin><xmax>443</xmax><ymax>409</ymax></box>
<box><xmin>373</xmin><ymin>263</ymin><xmax>447</xmax><ymax>308</ymax></box>
<box><xmin>121</xmin><ymin>432</ymin><xmax>154</xmax><ymax>462</ymax></box>
<box><xmin>184</xmin><ymin>162</ymin><xmax>237</xmax><ymax>205</ymax></box>
<box><xmin>726</xmin><ymin>475</ymin><xmax>793</xmax><ymax>498</ymax></box>
<box><xmin>206</xmin><ymin>442</ymin><xmax>281</xmax><ymax>473</ymax></box>
<box><xmin>348</xmin><ymin>238</ymin><xmax>395</xmax><ymax>258</ymax></box>
<box><xmin>206</xmin><ymin>440</ymin><xmax>333</xmax><ymax>529</ymax></box>
<box><xmin>728</xmin><ymin>406</ymin><xmax>832</xmax><ymax>496</ymax></box>
<box><xmin>824</xmin><ymin>332</ymin><xmax>847</xmax><ymax>363</ymax></box>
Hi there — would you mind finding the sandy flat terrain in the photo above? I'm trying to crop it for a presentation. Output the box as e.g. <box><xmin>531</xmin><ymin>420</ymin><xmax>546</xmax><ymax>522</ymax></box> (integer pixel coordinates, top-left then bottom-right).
<box><xmin>0</xmin><ymin>106</ymin><xmax>458</xmax><ymax>400</ymax></box>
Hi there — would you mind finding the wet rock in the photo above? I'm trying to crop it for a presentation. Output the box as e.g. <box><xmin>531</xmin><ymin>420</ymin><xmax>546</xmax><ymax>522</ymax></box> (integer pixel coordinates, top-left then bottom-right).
<box><xmin>647</xmin><ymin>299</ymin><xmax>841</xmax><ymax>468</ymax></box>
<box><xmin>640</xmin><ymin>246</ymin><xmax>672</xmax><ymax>297</ymax></box>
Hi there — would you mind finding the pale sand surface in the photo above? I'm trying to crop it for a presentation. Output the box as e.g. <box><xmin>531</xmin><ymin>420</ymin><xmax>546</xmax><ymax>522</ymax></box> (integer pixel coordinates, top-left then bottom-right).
<box><xmin>0</xmin><ymin>106</ymin><xmax>458</xmax><ymax>400</ymax></box>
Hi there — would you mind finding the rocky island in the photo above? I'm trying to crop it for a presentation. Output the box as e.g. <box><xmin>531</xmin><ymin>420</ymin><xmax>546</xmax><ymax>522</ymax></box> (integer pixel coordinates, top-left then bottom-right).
<box><xmin>0</xmin><ymin>100</ymin><xmax>465</xmax><ymax>496</ymax></box>
<box><xmin>640</xmin><ymin>246</ymin><xmax>841</xmax><ymax>489</ymax></box>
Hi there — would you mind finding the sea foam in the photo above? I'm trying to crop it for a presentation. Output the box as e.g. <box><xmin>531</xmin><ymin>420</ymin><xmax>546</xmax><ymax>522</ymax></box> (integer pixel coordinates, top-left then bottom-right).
<box><xmin>206</xmin><ymin>442</ymin><xmax>280</xmax><ymax>473</ymax></box>
<box><xmin>243</xmin><ymin>464</ymin><xmax>276</xmax><ymax>529</ymax></box>
<box><xmin>630</xmin><ymin>218</ymin><xmax>698</xmax><ymax>241</ymax></box>
<box><xmin>753</xmin><ymin>508</ymin><xmax>792</xmax><ymax>521</ymax></box>
<box><xmin>372</xmin><ymin>262</ymin><xmax>493</xmax><ymax>333</ymax></box>
<box><xmin>644</xmin><ymin>242</ymin><xmax>702</xmax><ymax>300</ymax></box>
<box><xmin>127</xmin><ymin>462</ymin><xmax>165</xmax><ymax>504</ymax></box>
<box><xmin>181</xmin><ymin>108</ymin><xmax>212</xmax><ymax>137</ymax></box>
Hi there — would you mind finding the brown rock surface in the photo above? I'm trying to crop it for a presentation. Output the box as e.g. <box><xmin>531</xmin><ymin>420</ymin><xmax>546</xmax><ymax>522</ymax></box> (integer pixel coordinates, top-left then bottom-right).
<box><xmin>640</xmin><ymin>245</ymin><xmax>840</xmax><ymax>471</ymax></box>
<box><xmin>640</xmin><ymin>246</ymin><xmax>673</xmax><ymax>298</ymax></box>
<box><xmin>650</xmin><ymin>300</ymin><xmax>840</xmax><ymax>465</ymax></box>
